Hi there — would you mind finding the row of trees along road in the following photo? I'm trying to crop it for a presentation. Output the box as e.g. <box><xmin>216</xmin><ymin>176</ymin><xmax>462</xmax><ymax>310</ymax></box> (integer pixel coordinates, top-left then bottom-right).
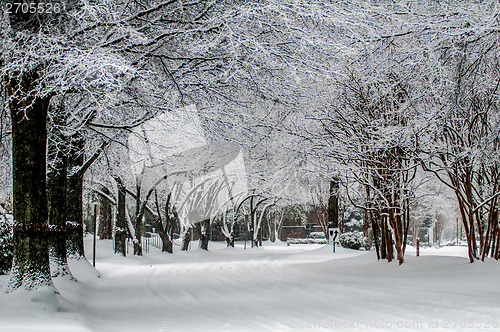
<box><xmin>1</xmin><ymin>0</ymin><xmax>500</xmax><ymax>293</ymax></box>
<box><xmin>1</xmin><ymin>0</ymin><xmax>358</xmax><ymax>291</ymax></box>
<box><xmin>292</xmin><ymin>1</ymin><xmax>500</xmax><ymax>264</ymax></box>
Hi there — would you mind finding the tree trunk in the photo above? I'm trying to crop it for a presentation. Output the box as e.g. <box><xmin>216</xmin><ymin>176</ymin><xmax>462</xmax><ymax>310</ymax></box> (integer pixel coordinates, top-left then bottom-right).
<box><xmin>161</xmin><ymin>233</ymin><xmax>173</xmax><ymax>253</ymax></box>
<box><xmin>269</xmin><ymin>218</ymin><xmax>276</xmax><ymax>243</ymax></box>
<box><xmin>181</xmin><ymin>227</ymin><xmax>192</xmax><ymax>251</ymax></box>
<box><xmin>381</xmin><ymin>213</ymin><xmax>394</xmax><ymax>262</ymax></box>
<box><xmin>133</xmin><ymin>213</ymin><xmax>143</xmax><ymax>256</ymax></box>
<box><xmin>47</xmin><ymin>108</ymin><xmax>72</xmax><ymax>278</ymax></box>
<box><xmin>7</xmin><ymin>71</ymin><xmax>52</xmax><ymax>291</ymax></box>
<box><xmin>66</xmin><ymin>134</ymin><xmax>85</xmax><ymax>259</ymax></box>
<box><xmin>153</xmin><ymin>193</ymin><xmax>174</xmax><ymax>253</ymax></box>
<box><xmin>455</xmin><ymin>195</ymin><xmax>474</xmax><ymax>263</ymax></box>
<box><xmin>229</xmin><ymin>215</ymin><xmax>235</xmax><ymax>247</ymax></box>
<box><xmin>226</xmin><ymin>234</ymin><xmax>235</xmax><ymax>247</ymax></box>
<box><xmin>380</xmin><ymin>214</ymin><xmax>387</xmax><ymax>260</ymax></box>
<box><xmin>402</xmin><ymin>198</ymin><xmax>410</xmax><ymax>257</ymax></box>
<box><xmin>494</xmin><ymin>226</ymin><xmax>500</xmax><ymax>260</ymax></box>
<box><xmin>490</xmin><ymin>210</ymin><xmax>499</xmax><ymax>259</ymax></box>
<box><xmin>391</xmin><ymin>210</ymin><xmax>404</xmax><ymax>265</ymax></box>
<box><xmin>133</xmin><ymin>182</ymin><xmax>143</xmax><ymax>256</ymax></box>
<box><xmin>10</xmin><ymin>224</ymin><xmax>53</xmax><ymax>291</ymax></box>
<box><xmin>370</xmin><ymin>210</ymin><xmax>381</xmax><ymax>260</ymax></box>
<box><xmin>199</xmin><ymin>219</ymin><xmax>210</xmax><ymax>251</ymax></box>
<box><xmin>48</xmin><ymin>229</ymin><xmax>72</xmax><ymax>278</ymax></box>
<box><xmin>328</xmin><ymin>177</ymin><xmax>340</xmax><ymax>228</ymax></box>
<box><xmin>98</xmin><ymin>187</ymin><xmax>113</xmax><ymax>240</ymax></box>
<box><xmin>153</xmin><ymin>213</ymin><xmax>173</xmax><ymax>253</ymax></box>
<box><xmin>252</xmin><ymin>211</ymin><xmax>259</xmax><ymax>248</ymax></box>
<box><xmin>114</xmin><ymin>181</ymin><xmax>127</xmax><ymax>256</ymax></box>
<box><xmin>133</xmin><ymin>239</ymin><xmax>142</xmax><ymax>256</ymax></box>
<box><xmin>223</xmin><ymin>214</ymin><xmax>235</xmax><ymax>247</ymax></box>
<box><xmin>481</xmin><ymin>204</ymin><xmax>495</xmax><ymax>261</ymax></box>
<box><xmin>259</xmin><ymin>212</ymin><xmax>267</xmax><ymax>247</ymax></box>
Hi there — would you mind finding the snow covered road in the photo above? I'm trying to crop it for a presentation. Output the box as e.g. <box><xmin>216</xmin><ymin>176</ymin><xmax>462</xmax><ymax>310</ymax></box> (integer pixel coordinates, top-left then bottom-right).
<box><xmin>1</xmin><ymin>240</ymin><xmax>500</xmax><ymax>331</ymax></box>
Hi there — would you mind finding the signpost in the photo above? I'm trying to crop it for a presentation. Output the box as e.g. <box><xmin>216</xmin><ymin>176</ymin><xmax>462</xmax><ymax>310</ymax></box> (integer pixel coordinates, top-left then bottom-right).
<box><xmin>329</xmin><ymin>228</ymin><xmax>339</xmax><ymax>253</ymax></box>
<box><xmin>93</xmin><ymin>204</ymin><xmax>97</xmax><ymax>267</ymax></box>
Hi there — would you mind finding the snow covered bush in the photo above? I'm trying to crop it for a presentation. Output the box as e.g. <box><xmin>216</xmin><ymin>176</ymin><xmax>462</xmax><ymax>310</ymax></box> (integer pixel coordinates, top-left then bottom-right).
<box><xmin>343</xmin><ymin>206</ymin><xmax>364</xmax><ymax>232</ymax></box>
<box><xmin>339</xmin><ymin>231</ymin><xmax>364</xmax><ymax>250</ymax></box>
<box><xmin>308</xmin><ymin>232</ymin><xmax>326</xmax><ymax>239</ymax></box>
<box><xmin>0</xmin><ymin>208</ymin><xmax>14</xmax><ymax>274</ymax></box>
<box><xmin>287</xmin><ymin>238</ymin><xmax>327</xmax><ymax>245</ymax></box>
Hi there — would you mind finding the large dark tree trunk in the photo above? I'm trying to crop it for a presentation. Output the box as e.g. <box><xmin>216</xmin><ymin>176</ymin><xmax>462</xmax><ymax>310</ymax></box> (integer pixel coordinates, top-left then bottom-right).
<box><xmin>66</xmin><ymin>133</ymin><xmax>85</xmax><ymax>259</ymax></box>
<box><xmin>153</xmin><ymin>191</ymin><xmax>175</xmax><ymax>253</ymax></box>
<box><xmin>379</xmin><ymin>213</ymin><xmax>387</xmax><ymax>260</ymax></box>
<box><xmin>229</xmin><ymin>221</ymin><xmax>235</xmax><ymax>247</ymax></box>
<box><xmin>133</xmin><ymin>181</ymin><xmax>143</xmax><ymax>256</ymax></box>
<box><xmin>269</xmin><ymin>217</ymin><xmax>276</xmax><ymax>243</ymax></box>
<box><xmin>98</xmin><ymin>187</ymin><xmax>113</xmax><ymax>240</ymax></box>
<box><xmin>226</xmin><ymin>233</ymin><xmax>235</xmax><ymax>247</ymax></box>
<box><xmin>381</xmin><ymin>213</ymin><xmax>394</xmax><ymax>262</ymax></box>
<box><xmin>47</xmin><ymin>104</ymin><xmax>72</xmax><ymax>278</ymax></box>
<box><xmin>328</xmin><ymin>177</ymin><xmax>340</xmax><ymax>228</ymax></box>
<box><xmin>370</xmin><ymin>210</ymin><xmax>381</xmax><ymax>260</ymax></box>
<box><xmin>402</xmin><ymin>198</ymin><xmax>410</xmax><ymax>258</ymax></box>
<box><xmin>181</xmin><ymin>227</ymin><xmax>192</xmax><ymax>251</ymax></box>
<box><xmin>249</xmin><ymin>215</ymin><xmax>256</xmax><ymax>248</ymax></box>
<box><xmin>259</xmin><ymin>213</ymin><xmax>267</xmax><ymax>247</ymax></box>
<box><xmin>160</xmin><ymin>232</ymin><xmax>173</xmax><ymax>253</ymax></box>
<box><xmin>157</xmin><ymin>217</ymin><xmax>174</xmax><ymax>253</ymax></box>
<box><xmin>115</xmin><ymin>181</ymin><xmax>127</xmax><ymax>256</ymax></box>
<box><xmin>133</xmin><ymin>228</ymin><xmax>143</xmax><ymax>255</ymax></box>
<box><xmin>198</xmin><ymin>219</ymin><xmax>210</xmax><ymax>251</ymax></box>
<box><xmin>223</xmin><ymin>213</ymin><xmax>235</xmax><ymax>247</ymax></box>
<box><xmin>7</xmin><ymin>70</ymin><xmax>52</xmax><ymax>291</ymax></box>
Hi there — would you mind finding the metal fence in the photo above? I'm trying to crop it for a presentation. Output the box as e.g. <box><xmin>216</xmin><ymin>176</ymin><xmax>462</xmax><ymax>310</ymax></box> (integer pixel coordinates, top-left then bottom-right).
<box><xmin>124</xmin><ymin>233</ymin><xmax>180</xmax><ymax>254</ymax></box>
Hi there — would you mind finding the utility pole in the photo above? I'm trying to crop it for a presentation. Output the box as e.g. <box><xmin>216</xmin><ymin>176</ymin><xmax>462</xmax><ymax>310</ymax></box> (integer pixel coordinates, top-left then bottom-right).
<box><xmin>93</xmin><ymin>204</ymin><xmax>97</xmax><ymax>267</ymax></box>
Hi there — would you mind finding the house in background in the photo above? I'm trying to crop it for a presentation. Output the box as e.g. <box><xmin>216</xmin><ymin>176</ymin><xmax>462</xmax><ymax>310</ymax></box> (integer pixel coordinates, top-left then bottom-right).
<box><xmin>278</xmin><ymin>208</ymin><xmax>324</xmax><ymax>241</ymax></box>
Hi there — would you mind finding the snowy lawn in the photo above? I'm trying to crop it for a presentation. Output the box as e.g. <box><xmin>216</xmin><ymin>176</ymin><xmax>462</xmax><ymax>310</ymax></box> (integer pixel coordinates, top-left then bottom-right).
<box><xmin>1</xmin><ymin>239</ymin><xmax>500</xmax><ymax>332</ymax></box>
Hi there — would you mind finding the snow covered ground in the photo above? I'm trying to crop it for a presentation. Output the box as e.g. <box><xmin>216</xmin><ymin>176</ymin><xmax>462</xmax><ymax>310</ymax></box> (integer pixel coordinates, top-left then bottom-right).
<box><xmin>1</xmin><ymin>239</ymin><xmax>500</xmax><ymax>332</ymax></box>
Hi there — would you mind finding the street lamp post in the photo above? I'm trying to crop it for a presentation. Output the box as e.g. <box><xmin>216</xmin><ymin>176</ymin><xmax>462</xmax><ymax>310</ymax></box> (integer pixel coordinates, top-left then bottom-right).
<box><xmin>93</xmin><ymin>203</ymin><xmax>97</xmax><ymax>267</ymax></box>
